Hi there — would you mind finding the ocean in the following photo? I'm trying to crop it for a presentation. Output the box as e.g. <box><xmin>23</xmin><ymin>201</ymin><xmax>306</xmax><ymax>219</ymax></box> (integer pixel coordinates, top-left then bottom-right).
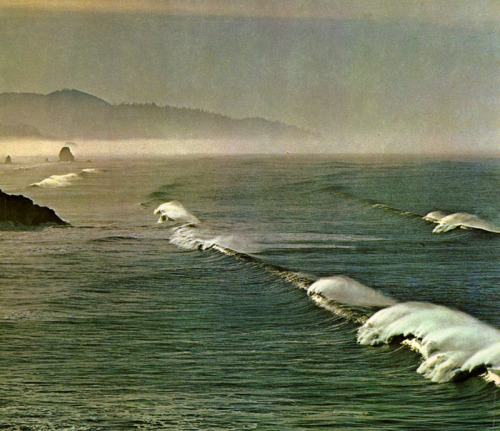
<box><xmin>0</xmin><ymin>154</ymin><xmax>498</xmax><ymax>430</ymax></box>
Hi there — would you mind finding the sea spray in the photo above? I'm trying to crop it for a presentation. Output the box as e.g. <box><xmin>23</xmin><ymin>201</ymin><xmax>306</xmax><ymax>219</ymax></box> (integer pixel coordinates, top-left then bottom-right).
<box><xmin>357</xmin><ymin>302</ymin><xmax>500</xmax><ymax>383</ymax></box>
<box><xmin>307</xmin><ymin>276</ymin><xmax>396</xmax><ymax>308</ymax></box>
<box><xmin>30</xmin><ymin>173</ymin><xmax>81</xmax><ymax>188</ymax></box>
<box><xmin>159</xmin><ymin>200</ymin><xmax>500</xmax><ymax>385</ymax></box>
<box><xmin>154</xmin><ymin>201</ymin><xmax>200</xmax><ymax>225</ymax></box>
<box><xmin>423</xmin><ymin>211</ymin><xmax>500</xmax><ymax>234</ymax></box>
<box><xmin>30</xmin><ymin>168</ymin><xmax>104</xmax><ymax>188</ymax></box>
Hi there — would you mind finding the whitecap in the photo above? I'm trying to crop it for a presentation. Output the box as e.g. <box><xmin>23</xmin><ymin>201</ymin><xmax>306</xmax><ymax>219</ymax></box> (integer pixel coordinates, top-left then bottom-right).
<box><xmin>307</xmin><ymin>276</ymin><xmax>396</xmax><ymax>308</ymax></box>
<box><xmin>30</xmin><ymin>172</ymin><xmax>81</xmax><ymax>188</ymax></box>
<box><xmin>422</xmin><ymin>211</ymin><xmax>447</xmax><ymax>223</ymax></box>
<box><xmin>169</xmin><ymin>225</ymin><xmax>213</xmax><ymax>250</ymax></box>
<box><xmin>29</xmin><ymin>168</ymin><xmax>104</xmax><ymax>188</ymax></box>
<box><xmin>423</xmin><ymin>211</ymin><xmax>500</xmax><ymax>234</ymax></box>
<box><xmin>357</xmin><ymin>302</ymin><xmax>500</xmax><ymax>383</ymax></box>
<box><xmin>154</xmin><ymin>201</ymin><xmax>200</xmax><ymax>226</ymax></box>
<box><xmin>81</xmin><ymin>168</ymin><xmax>105</xmax><ymax>174</ymax></box>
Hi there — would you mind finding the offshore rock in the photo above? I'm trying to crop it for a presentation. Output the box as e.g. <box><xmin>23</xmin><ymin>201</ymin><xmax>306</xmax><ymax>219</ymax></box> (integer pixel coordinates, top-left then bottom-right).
<box><xmin>4</xmin><ymin>155</ymin><xmax>12</xmax><ymax>164</ymax></box>
<box><xmin>59</xmin><ymin>146</ymin><xmax>75</xmax><ymax>162</ymax></box>
<box><xmin>0</xmin><ymin>189</ymin><xmax>68</xmax><ymax>227</ymax></box>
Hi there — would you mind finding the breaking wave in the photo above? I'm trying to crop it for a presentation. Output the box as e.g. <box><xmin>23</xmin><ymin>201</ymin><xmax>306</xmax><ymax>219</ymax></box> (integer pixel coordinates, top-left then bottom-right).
<box><xmin>155</xmin><ymin>201</ymin><xmax>500</xmax><ymax>386</ymax></box>
<box><xmin>30</xmin><ymin>172</ymin><xmax>81</xmax><ymax>188</ymax></box>
<box><xmin>81</xmin><ymin>168</ymin><xmax>105</xmax><ymax>175</ymax></box>
<box><xmin>29</xmin><ymin>168</ymin><xmax>104</xmax><ymax>188</ymax></box>
<box><xmin>423</xmin><ymin>211</ymin><xmax>500</xmax><ymax>234</ymax></box>
<box><xmin>370</xmin><ymin>203</ymin><xmax>499</xmax><ymax>234</ymax></box>
<box><xmin>154</xmin><ymin>201</ymin><xmax>200</xmax><ymax>225</ymax></box>
<box><xmin>308</xmin><ymin>276</ymin><xmax>396</xmax><ymax>309</ymax></box>
<box><xmin>358</xmin><ymin>302</ymin><xmax>500</xmax><ymax>385</ymax></box>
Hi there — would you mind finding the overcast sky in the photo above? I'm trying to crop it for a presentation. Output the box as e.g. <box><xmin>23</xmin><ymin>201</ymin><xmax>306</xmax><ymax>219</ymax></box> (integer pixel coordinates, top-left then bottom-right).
<box><xmin>0</xmin><ymin>0</ymin><xmax>498</xmax><ymax>154</ymax></box>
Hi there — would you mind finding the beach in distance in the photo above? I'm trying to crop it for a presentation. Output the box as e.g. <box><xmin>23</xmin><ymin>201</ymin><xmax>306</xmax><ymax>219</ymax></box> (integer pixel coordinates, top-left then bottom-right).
<box><xmin>0</xmin><ymin>151</ymin><xmax>498</xmax><ymax>429</ymax></box>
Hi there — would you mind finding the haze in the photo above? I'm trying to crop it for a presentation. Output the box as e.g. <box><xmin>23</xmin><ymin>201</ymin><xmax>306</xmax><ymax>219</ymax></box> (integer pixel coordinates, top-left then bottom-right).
<box><xmin>0</xmin><ymin>0</ymin><xmax>498</xmax><ymax>155</ymax></box>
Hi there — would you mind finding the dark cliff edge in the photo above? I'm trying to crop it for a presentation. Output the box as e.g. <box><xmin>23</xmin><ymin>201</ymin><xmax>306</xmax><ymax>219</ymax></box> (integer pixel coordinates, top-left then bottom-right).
<box><xmin>0</xmin><ymin>189</ymin><xmax>68</xmax><ymax>229</ymax></box>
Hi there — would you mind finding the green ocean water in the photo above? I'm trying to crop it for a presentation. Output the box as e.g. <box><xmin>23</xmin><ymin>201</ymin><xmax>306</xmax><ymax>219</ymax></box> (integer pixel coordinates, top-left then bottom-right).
<box><xmin>0</xmin><ymin>155</ymin><xmax>498</xmax><ymax>430</ymax></box>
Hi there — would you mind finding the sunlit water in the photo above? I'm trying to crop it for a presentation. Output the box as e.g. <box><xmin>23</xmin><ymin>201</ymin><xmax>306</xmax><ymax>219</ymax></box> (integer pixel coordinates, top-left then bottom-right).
<box><xmin>0</xmin><ymin>155</ymin><xmax>498</xmax><ymax>430</ymax></box>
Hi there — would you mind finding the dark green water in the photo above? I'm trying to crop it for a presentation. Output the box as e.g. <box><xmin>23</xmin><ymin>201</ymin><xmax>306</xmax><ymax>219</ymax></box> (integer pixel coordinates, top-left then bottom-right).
<box><xmin>0</xmin><ymin>156</ymin><xmax>498</xmax><ymax>429</ymax></box>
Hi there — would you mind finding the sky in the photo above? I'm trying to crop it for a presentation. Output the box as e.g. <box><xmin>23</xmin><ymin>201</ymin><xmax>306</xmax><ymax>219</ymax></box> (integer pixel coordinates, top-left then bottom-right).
<box><xmin>0</xmin><ymin>0</ymin><xmax>499</xmax><ymax>154</ymax></box>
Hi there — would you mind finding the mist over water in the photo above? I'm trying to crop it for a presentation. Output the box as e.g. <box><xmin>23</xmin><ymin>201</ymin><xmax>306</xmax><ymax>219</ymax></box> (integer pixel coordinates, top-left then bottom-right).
<box><xmin>0</xmin><ymin>137</ymin><xmax>329</xmax><ymax>161</ymax></box>
<box><xmin>0</xmin><ymin>154</ymin><xmax>498</xmax><ymax>429</ymax></box>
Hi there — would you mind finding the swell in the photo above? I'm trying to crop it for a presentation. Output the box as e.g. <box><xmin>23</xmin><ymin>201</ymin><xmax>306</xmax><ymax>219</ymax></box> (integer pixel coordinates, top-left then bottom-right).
<box><xmin>29</xmin><ymin>168</ymin><xmax>105</xmax><ymax>188</ymax></box>
<box><xmin>170</xmin><ymin>225</ymin><xmax>315</xmax><ymax>291</ymax></box>
<box><xmin>318</xmin><ymin>186</ymin><xmax>500</xmax><ymax>234</ymax></box>
<box><xmin>157</xmin><ymin>201</ymin><xmax>500</xmax><ymax>386</ymax></box>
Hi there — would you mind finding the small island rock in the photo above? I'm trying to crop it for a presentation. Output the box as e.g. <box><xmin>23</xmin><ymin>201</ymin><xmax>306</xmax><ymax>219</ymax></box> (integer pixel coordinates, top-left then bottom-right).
<box><xmin>59</xmin><ymin>146</ymin><xmax>75</xmax><ymax>162</ymax></box>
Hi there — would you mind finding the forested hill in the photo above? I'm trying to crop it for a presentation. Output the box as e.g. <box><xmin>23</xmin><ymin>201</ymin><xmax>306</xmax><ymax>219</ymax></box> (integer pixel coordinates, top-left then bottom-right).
<box><xmin>0</xmin><ymin>89</ymin><xmax>316</xmax><ymax>141</ymax></box>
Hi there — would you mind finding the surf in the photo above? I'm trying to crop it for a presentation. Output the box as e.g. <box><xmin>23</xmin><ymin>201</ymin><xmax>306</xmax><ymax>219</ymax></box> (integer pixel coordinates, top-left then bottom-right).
<box><xmin>155</xmin><ymin>201</ymin><xmax>500</xmax><ymax>386</ymax></box>
<box><xmin>423</xmin><ymin>211</ymin><xmax>500</xmax><ymax>234</ymax></box>
<box><xmin>154</xmin><ymin>201</ymin><xmax>201</xmax><ymax>225</ymax></box>
<box><xmin>318</xmin><ymin>184</ymin><xmax>499</xmax><ymax>234</ymax></box>
<box><xmin>29</xmin><ymin>168</ymin><xmax>104</xmax><ymax>188</ymax></box>
<box><xmin>371</xmin><ymin>203</ymin><xmax>500</xmax><ymax>234</ymax></box>
<box><xmin>358</xmin><ymin>302</ymin><xmax>500</xmax><ymax>384</ymax></box>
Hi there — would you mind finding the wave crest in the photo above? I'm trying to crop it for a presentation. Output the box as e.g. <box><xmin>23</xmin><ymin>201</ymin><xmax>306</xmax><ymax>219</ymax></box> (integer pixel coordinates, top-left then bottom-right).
<box><xmin>423</xmin><ymin>211</ymin><xmax>500</xmax><ymax>234</ymax></box>
<box><xmin>30</xmin><ymin>173</ymin><xmax>81</xmax><ymax>188</ymax></box>
<box><xmin>154</xmin><ymin>201</ymin><xmax>200</xmax><ymax>226</ymax></box>
<box><xmin>357</xmin><ymin>302</ymin><xmax>500</xmax><ymax>383</ymax></box>
<box><xmin>30</xmin><ymin>168</ymin><xmax>103</xmax><ymax>188</ymax></box>
<box><xmin>308</xmin><ymin>276</ymin><xmax>396</xmax><ymax>309</ymax></box>
<box><xmin>158</xmin><ymin>201</ymin><xmax>500</xmax><ymax>385</ymax></box>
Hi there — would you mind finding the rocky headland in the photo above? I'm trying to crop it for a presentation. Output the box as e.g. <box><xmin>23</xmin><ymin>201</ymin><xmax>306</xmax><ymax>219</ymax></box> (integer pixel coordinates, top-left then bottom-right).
<box><xmin>0</xmin><ymin>189</ymin><xmax>68</xmax><ymax>227</ymax></box>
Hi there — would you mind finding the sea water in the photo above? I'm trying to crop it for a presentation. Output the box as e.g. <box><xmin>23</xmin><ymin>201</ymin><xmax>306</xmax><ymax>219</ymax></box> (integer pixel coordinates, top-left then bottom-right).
<box><xmin>0</xmin><ymin>154</ymin><xmax>498</xmax><ymax>430</ymax></box>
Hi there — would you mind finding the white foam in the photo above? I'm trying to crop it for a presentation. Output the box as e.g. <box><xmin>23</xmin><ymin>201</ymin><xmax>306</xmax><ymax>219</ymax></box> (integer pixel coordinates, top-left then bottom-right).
<box><xmin>357</xmin><ymin>302</ymin><xmax>500</xmax><ymax>383</ymax></box>
<box><xmin>422</xmin><ymin>211</ymin><xmax>447</xmax><ymax>223</ymax></box>
<box><xmin>30</xmin><ymin>172</ymin><xmax>81</xmax><ymax>188</ymax></box>
<box><xmin>30</xmin><ymin>168</ymin><xmax>103</xmax><ymax>188</ymax></box>
<box><xmin>423</xmin><ymin>211</ymin><xmax>500</xmax><ymax>233</ymax></box>
<box><xmin>154</xmin><ymin>201</ymin><xmax>200</xmax><ymax>226</ymax></box>
<box><xmin>307</xmin><ymin>276</ymin><xmax>396</xmax><ymax>308</ymax></box>
<box><xmin>169</xmin><ymin>225</ymin><xmax>213</xmax><ymax>250</ymax></box>
<box><xmin>81</xmin><ymin>168</ymin><xmax>105</xmax><ymax>174</ymax></box>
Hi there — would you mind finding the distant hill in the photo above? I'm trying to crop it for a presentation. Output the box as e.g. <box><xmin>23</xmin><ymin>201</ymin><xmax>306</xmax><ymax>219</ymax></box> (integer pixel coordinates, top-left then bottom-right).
<box><xmin>0</xmin><ymin>89</ymin><xmax>316</xmax><ymax>141</ymax></box>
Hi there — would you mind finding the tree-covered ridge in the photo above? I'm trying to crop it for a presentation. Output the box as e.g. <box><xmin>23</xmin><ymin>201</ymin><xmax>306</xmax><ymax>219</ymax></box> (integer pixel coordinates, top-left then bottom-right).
<box><xmin>0</xmin><ymin>89</ymin><xmax>317</xmax><ymax>141</ymax></box>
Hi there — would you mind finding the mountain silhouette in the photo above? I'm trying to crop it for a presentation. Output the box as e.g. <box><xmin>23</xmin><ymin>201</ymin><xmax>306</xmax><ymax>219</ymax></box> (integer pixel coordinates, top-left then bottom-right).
<box><xmin>0</xmin><ymin>89</ymin><xmax>316</xmax><ymax>141</ymax></box>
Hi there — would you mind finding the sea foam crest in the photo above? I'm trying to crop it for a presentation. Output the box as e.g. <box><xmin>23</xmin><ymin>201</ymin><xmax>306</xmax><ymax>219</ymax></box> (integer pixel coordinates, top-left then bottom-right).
<box><xmin>357</xmin><ymin>302</ymin><xmax>500</xmax><ymax>383</ymax></box>
<box><xmin>169</xmin><ymin>225</ymin><xmax>215</xmax><ymax>250</ymax></box>
<box><xmin>307</xmin><ymin>276</ymin><xmax>396</xmax><ymax>308</ymax></box>
<box><xmin>30</xmin><ymin>169</ymin><xmax>103</xmax><ymax>188</ymax></box>
<box><xmin>30</xmin><ymin>173</ymin><xmax>81</xmax><ymax>188</ymax></box>
<box><xmin>307</xmin><ymin>276</ymin><xmax>397</xmax><ymax>323</ymax></box>
<box><xmin>154</xmin><ymin>201</ymin><xmax>200</xmax><ymax>226</ymax></box>
<box><xmin>423</xmin><ymin>211</ymin><xmax>500</xmax><ymax>234</ymax></box>
<box><xmin>81</xmin><ymin>168</ymin><xmax>105</xmax><ymax>174</ymax></box>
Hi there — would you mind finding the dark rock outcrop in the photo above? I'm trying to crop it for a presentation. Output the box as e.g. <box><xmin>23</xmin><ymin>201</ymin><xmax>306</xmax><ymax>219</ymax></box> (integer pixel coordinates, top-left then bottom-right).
<box><xmin>0</xmin><ymin>189</ymin><xmax>68</xmax><ymax>227</ymax></box>
<box><xmin>4</xmin><ymin>155</ymin><xmax>12</xmax><ymax>164</ymax></box>
<box><xmin>59</xmin><ymin>146</ymin><xmax>75</xmax><ymax>162</ymax></box>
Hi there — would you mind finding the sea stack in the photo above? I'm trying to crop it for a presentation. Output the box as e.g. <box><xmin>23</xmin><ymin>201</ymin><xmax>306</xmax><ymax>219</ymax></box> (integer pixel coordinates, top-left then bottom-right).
<box><xmin>0</xmin><ymin>189</ymin><xmax>68</xmax><ymax>227</ymax></box>
<box><xmin>59</xmin><ymin>146</ymin><xmax>75</xmax><ymax>162</ymax></box>
<box><xmin>4</xmin><ymin>155</ymin><xmax>12</xmax><ymax>164</ymax></box>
